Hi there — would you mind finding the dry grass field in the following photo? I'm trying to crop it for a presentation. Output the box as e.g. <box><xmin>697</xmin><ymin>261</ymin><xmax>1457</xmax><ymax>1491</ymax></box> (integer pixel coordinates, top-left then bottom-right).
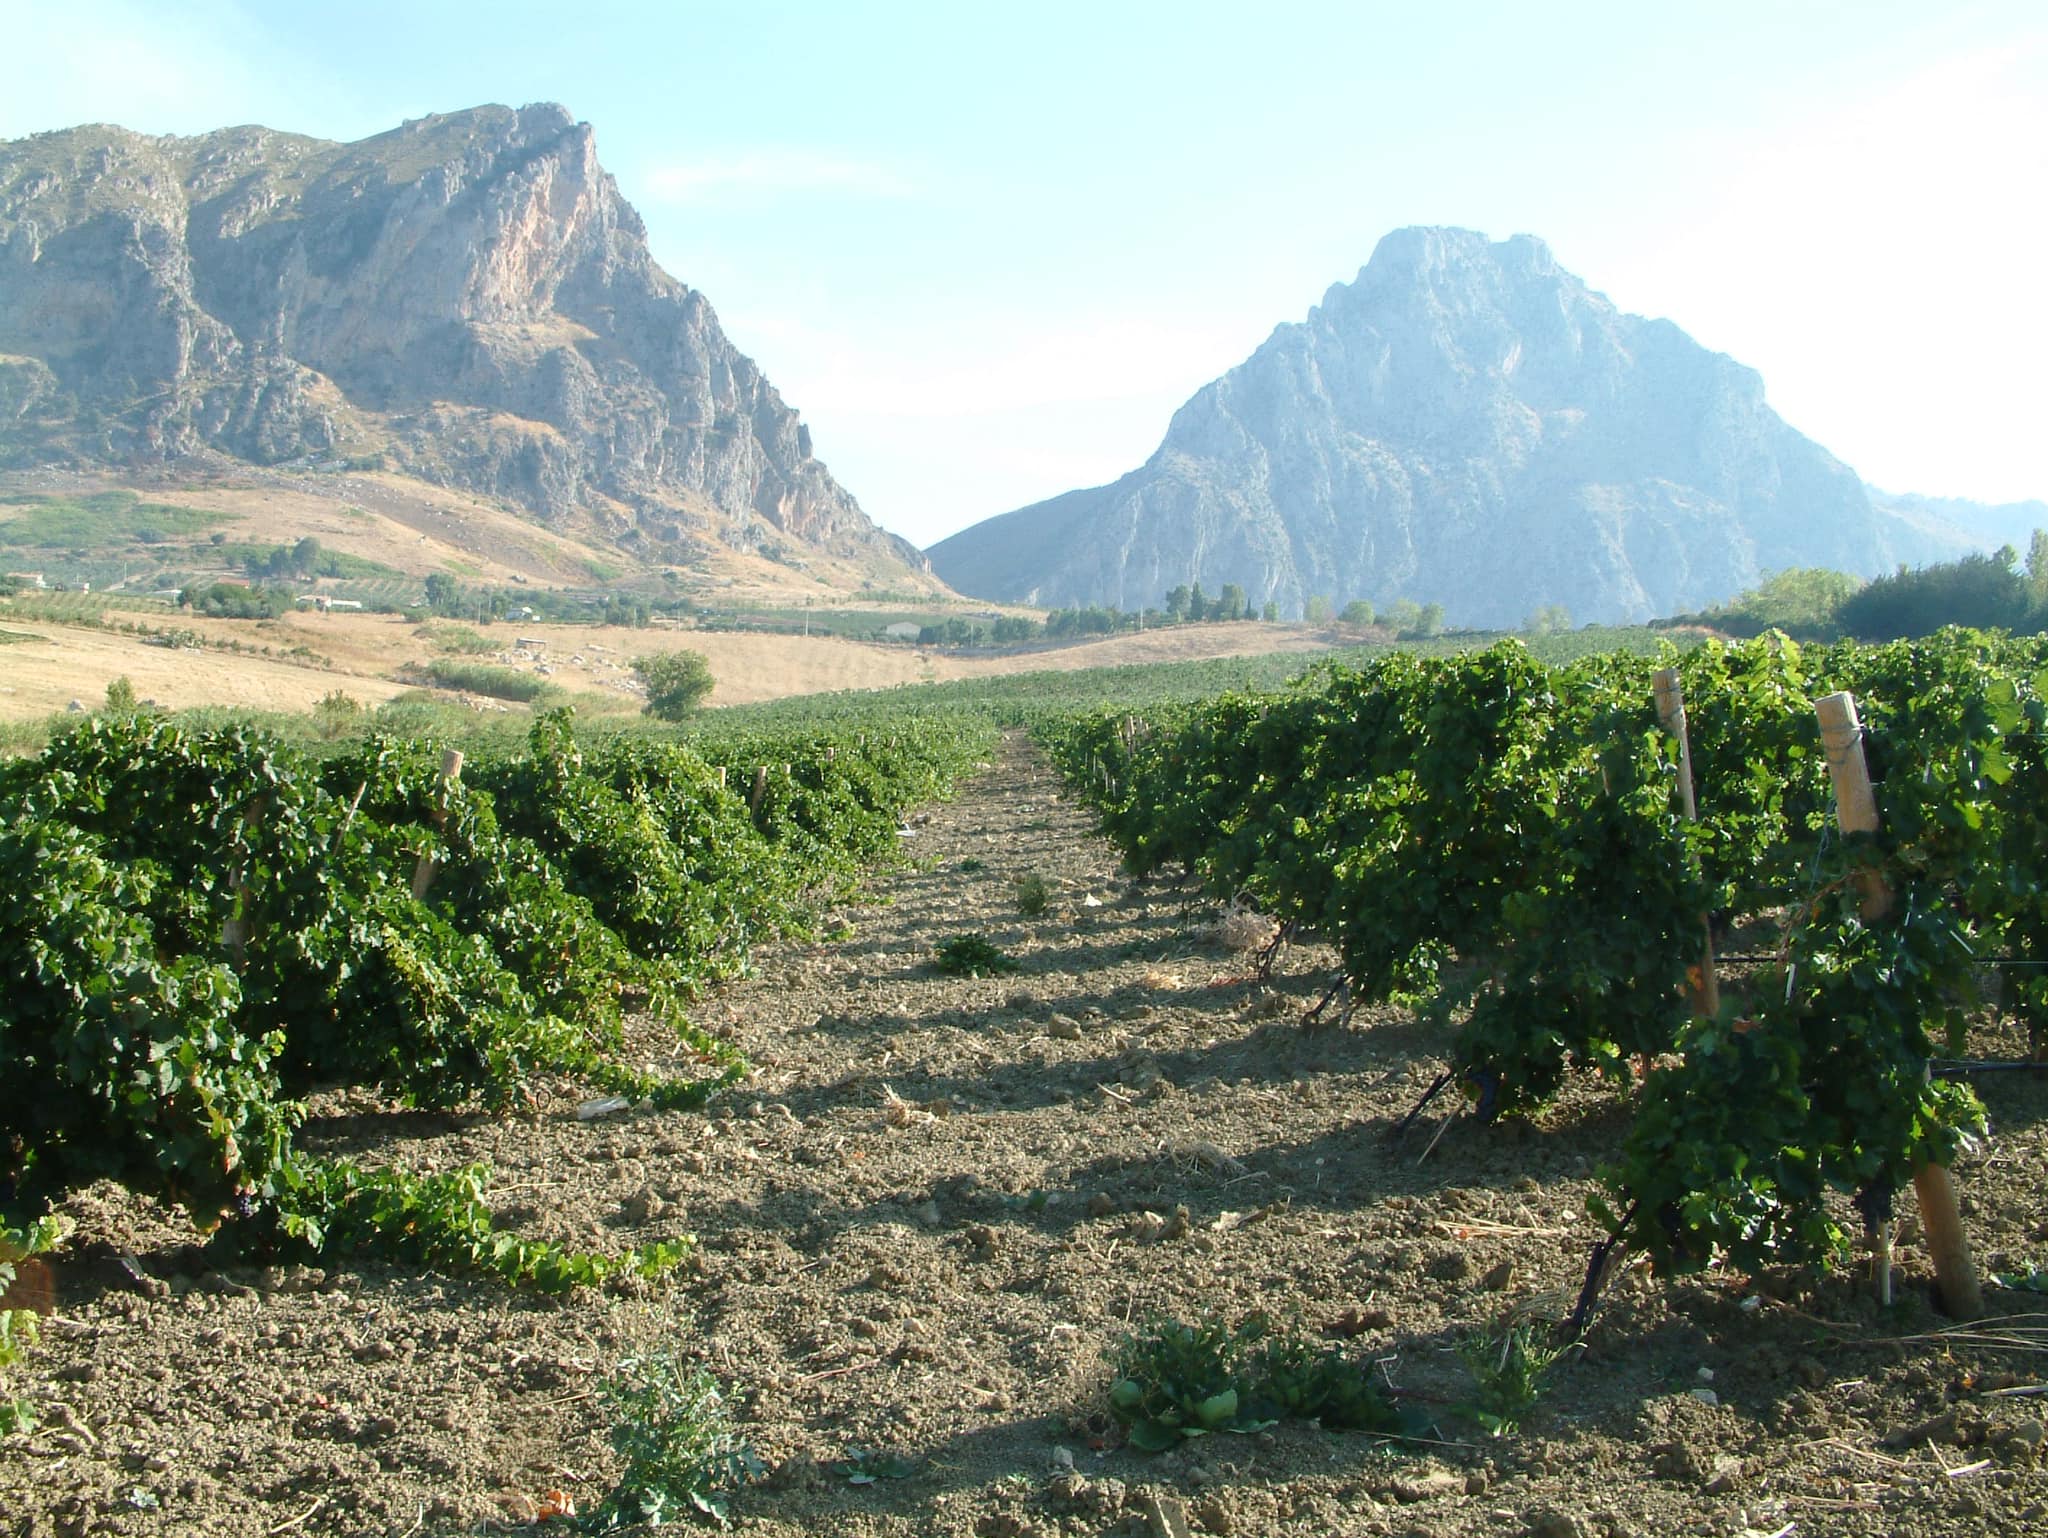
<box><xmin>0</xmin><ymin>605</ymin><xmax>1334</xmax><ymax>723</ymax></box>
<box><xmin>1</xmin><ymin>466</ymin><xmax>1333</xmax><ymax>724</ymax></box>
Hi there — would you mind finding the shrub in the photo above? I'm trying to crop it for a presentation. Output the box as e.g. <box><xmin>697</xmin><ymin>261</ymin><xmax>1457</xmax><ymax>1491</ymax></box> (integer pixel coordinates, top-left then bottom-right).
<box><xmin>420</xmin><ymin>658</ymin><xmax>561</xmax><ymax>704</ymax></box>
<box><xmin>313</xmin><ymin>689</ymin><xmax>362</xmax><ymax>739</ymax></box>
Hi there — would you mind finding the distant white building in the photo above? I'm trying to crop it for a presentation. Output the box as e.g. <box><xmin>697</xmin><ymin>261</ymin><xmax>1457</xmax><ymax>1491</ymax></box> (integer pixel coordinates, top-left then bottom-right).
<box><xmin>883</xmin><ymin>622</ymin><xmax>921</xmax><ymax>640</ymax></box>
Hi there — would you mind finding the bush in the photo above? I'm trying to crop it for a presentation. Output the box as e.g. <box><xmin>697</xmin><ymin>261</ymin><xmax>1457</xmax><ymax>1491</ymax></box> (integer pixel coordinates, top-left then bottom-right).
<box><xmin>633</xmin><ymin>649</ymin><xmax>716</xmax><ymax>721</ymax></box>
<box><xmin>420</xmin><ymin>658</ymin><xmax>561</xmax><ymax>704</ymax></box>
<box><xmin>313</xmin><ymin>689</ymin><xmax>362</xmax><ymax>739</ymax></box>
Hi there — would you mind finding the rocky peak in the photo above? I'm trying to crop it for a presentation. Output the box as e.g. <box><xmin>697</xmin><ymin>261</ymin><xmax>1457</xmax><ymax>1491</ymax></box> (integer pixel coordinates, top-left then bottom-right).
<box><xmin>0</xmin><ymin>105</ymin><xmax>929</xmax><ymax>582</ymax></box>
<box><xmin>930</xmin><ymin>226</ymin><xmax>1948</xmax><ymax>626</ymax></box>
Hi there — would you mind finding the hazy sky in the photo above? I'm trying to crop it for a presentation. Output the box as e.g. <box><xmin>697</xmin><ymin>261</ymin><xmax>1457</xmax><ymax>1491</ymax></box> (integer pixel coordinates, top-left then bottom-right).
<box><xmin>2</xmin><ymin>1</ymin><xmax>2043</xmax><ymax>548</ymax></box>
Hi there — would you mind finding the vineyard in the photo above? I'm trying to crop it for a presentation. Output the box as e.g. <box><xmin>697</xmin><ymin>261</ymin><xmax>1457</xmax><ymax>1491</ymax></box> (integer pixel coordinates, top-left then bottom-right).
<box><xmin>1</xmin><ymin>708</ymin><xmax>989</xmax><ymax>1298</ymax></box>
<box><xmin>1040</xmin><ymin>632</ymin><xmax>2048</xmax><ymax>1317</ymax></box>
<box><xmin>1</xmin><ymin>639</ymin><xmax>2045</xmax><ymax>1536</ymax></box>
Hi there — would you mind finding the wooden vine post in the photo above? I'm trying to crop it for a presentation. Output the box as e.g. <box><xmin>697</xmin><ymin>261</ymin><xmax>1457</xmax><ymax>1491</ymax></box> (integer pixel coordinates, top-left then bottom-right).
<box><xmin>1652</xmin><ymin>668</ymin><xmax>1719</xmax><ymax>1017</ymax></box>
<box><xmin>750</xmin><ymin>765</ymin><xmax>769</xmax><ymax>812</ymax></box>
<box><xmin>410</xmin><ymin>749</ymin><xmax>465</xmax><ymax>901</ymax></box>
<box><xmin>1815</xmin><ymin>691</ymin><xmax>1982</xmax><ymax>1319</ymax></box>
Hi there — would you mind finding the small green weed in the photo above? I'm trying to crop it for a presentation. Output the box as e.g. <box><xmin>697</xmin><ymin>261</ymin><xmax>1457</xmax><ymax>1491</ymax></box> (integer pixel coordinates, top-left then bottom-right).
<box><xmin>1456</xmin><ymin>1320</ymin><xmax>1574</xmax><ymax>1436</ymax></box>
<box><xmin>2</xmin><ymin>1217</ymin><xmax>62</xmax><ymax>1438</ymax></box>
<box><xmin>1016</xmin><ymin>873</ymin><xmax>1051</xmax><ymax>916</ymax></box>
<box><xmin>931</xmin><ymin>933</ymin><xmax>1022</xmax><ymax>977</ymax></box>
<box><xmin>1244</xmin><ymin>1329</ymin><xmax>1402</xmax><ymax>1431</ymax></box>
<box><xmin>835</xmin><ymin>1447</ymin><xmax>916</xmax><ymax>1485</ymax></box>
<box><xmin>1108</xmin><ymin>1313</ymin><xmax>1398</xmax><ymax>1452</ymax></box>
<box><xmin>956</xmin><ymin>856</ymin><xmax>986</xmax><ymax>873</ymax></box>
<box><xmin>592</xmin><ymin>1355</ymin><xmax>762</xmax><ymax>1529</ymax></box>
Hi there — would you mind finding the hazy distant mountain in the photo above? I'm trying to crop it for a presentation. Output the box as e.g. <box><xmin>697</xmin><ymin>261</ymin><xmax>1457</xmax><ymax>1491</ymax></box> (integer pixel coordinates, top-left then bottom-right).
<box><xmin>0</xmin><ymin>104</ymin><xmax>931</xmax><ymax>584</ymax></box>
<box><xmin>929</xmin><ymin>227</ymin><xmax>1987</xmax><ymax>626</ymax></box>
<box><xmin>1866</xmin><ymin>490</ymin><xmax>2048</xmax><ymax>562</ymax></box>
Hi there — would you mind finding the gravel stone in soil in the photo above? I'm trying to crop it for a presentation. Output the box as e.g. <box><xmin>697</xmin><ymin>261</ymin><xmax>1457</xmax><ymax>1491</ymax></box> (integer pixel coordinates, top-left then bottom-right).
<box><xmin>5</xmin><ymin>732</ymin><xmax>2046</xmax><ymax>1536</ymax></box>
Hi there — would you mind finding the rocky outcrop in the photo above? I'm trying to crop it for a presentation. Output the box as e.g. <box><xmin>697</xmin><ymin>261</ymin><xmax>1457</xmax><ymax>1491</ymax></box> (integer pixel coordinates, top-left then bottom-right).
<box><xmin>0</xmin><ymin>106</ymin><xmax>928</xmax><ymax>577</ymax></box>
<box><xmin>929</xmin><ymin>228</ymin><xmax>1972</xmax><ymax>626</ymax></box>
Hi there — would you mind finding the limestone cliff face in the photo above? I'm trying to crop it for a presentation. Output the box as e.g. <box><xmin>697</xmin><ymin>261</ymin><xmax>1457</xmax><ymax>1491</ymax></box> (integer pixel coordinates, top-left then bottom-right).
<box><xmin>929</xmin><ymin>228</ymin><xmax>1958</xmax><ymax>626</ymax></box>
<box><xmin>0</xmin><ymin>105</ymin><xmax>927</xmax><ymax>575</ymax></box>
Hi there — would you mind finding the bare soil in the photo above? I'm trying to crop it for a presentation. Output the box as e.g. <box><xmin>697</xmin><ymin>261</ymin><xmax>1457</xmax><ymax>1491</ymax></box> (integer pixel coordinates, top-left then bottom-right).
<box><xmin>6</xmin><ymin>735</ymin><xmax>2046</xmax><ymax>1538</ymax></box>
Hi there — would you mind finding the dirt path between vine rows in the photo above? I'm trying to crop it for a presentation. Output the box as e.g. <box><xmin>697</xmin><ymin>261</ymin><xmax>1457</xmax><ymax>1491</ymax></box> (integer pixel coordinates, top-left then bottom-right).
<box><xmin>7</xmin><ymin>732</ymin><xmax>2048</xmax><ymax>1538</ymax></box>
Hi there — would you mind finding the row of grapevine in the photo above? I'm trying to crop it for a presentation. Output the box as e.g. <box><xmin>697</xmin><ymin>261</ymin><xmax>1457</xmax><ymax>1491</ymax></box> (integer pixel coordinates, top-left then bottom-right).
<box><xmin>1038</xmin><ymin>631</ymin><xmax>2048</xmax><ymax>1314</ymax></box>
<box><xmin>0</xmin><ymin>707</ymin><xmax>990</xmax><ymax>1287</ymax></box>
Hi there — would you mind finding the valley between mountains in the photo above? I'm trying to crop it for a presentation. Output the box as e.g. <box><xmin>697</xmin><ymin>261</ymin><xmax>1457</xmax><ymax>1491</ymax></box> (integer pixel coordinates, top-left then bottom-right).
<box><xmin>5</xmin><ymin>735</ymin><xmax>2044</xmax><ymax>1538</ymax></box>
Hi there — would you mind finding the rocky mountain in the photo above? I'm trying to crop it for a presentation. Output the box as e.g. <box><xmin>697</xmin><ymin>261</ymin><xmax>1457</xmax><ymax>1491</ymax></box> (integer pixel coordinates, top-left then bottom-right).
<box><xmin>929</xmin><ymin>227</ymin><xmax>1980</xmax><ymax>627</ymax></box>
<box><xmin>0</xmin><ymin>105</ymin><xmax>931</xmax><ymax>583</ymax></box>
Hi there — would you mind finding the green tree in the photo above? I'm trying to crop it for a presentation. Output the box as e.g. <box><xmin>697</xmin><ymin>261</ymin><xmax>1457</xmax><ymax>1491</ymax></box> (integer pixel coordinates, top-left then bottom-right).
<box><xmin>1217</xmin><ymin>583</ymin><xmax>1247</xmax><ymax>622</ymax></box>
<box><xmin>1340</xmin><ymin>599</ymin><xmax>1375</xmax><ymax>627</ymax></box>
<box><xmin>1303</xmin><ymin>594</ymin><xmax>1335</xmax><ymax>625</ymax></box>
<box><xmin>1524</xmin><ymin>603</ymin><xmax>1571</xmax><ymax>634</ymax></box>
<box><xmin>2026</xmin><ymin>529</ymin><xmax>2048</xmax><ymax>608</ymax></box>
<box><xmin>423</xmin><ymin>572</ymin><xmax>460</xmax><ymax>615</ymax></box>
<box><xmin>1836</xmin><ymin>553</ymin><xmax>2029</xmax><ymax>640</ymax></box>
<box><xmin>103</xmin><ymin>676</ymin><xmax>138</xmax><ymax>713</ymax></box>
<box><xmin>1261</xmin><ymin>601</ymin><xmax>1278</xmax><ymax>622</ymax></box>
<box><xmin>1385</xmin><ymin>598</ymin><xmax>1422</xmax><ymax>633</ymax></box>
<box><xmin>1693</xmin><ymin>568</ymin><xmax>1860</xmax><ymax>640</ymax></box>
<box><xmin>1165</xmin><ymin>585</ymin><xmax>1192</xmax><ymax>623</ymax></box>
<box><xmin>632</xmin><ymin>650</ymin><xmax>717</xmax><ymax>721</ymax></box>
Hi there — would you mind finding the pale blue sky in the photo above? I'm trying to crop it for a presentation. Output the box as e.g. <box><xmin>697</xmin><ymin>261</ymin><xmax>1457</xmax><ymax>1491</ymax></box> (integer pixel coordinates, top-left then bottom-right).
<box><xmin>3</xmin><ymin>1</ymin><xmax>2043</xmax><ymax>547</ymax></box>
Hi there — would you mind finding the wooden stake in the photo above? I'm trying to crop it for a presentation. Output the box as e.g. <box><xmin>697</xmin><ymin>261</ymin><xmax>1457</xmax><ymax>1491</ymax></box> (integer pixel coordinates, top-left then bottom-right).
<box><xmin>750</xmin><ymin>765</ymin><xmax>769</xmax><ymax>812</ymax></box>
<box><xmin>411</xmin><ymin>749</ymin><xmax>465</xmax><ymax>901</ymax></box>
<box><xmin>1815</xmin><ymin>691</ymin><xmax>1981</xmax><ymax>1319</ymax></box>
<box><xmin>1653</xmin><ymin>668</ymin><xmax>1719</xmax><ymax>1017</ymax></box>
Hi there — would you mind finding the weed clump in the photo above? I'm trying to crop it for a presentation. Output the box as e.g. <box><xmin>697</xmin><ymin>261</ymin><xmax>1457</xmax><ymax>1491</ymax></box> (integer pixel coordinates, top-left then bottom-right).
<box><xmin>594</xmin><ymin>1355</ymin><xmax>761</xmax><ymax>1528</ymax></box>
<box><xmin>1108</xmin><ymin>1314</ymin><xmax>1399</xmax><ymax>1451</ymax></box>
<box><xmin>932</xmin><ymin>933</ymin><xmax>1022</xmax><ymax>977</ymax></box>
<box><xmin>1456</xmin><ymin>1319</ymin><xmax>1575</xmax><ymax>1435</ymax></box>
